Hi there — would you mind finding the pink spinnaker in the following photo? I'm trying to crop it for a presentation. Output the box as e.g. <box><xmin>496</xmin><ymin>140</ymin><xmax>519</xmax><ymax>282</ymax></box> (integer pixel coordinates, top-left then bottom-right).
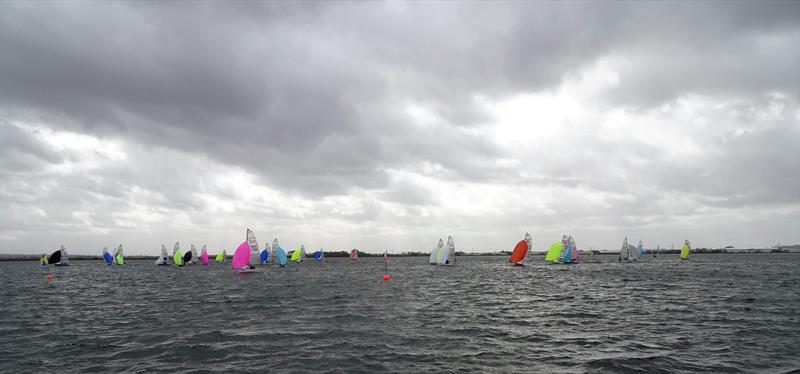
<box><xmin>201</xmin><ymin>251</ymin><xmax>209</xmax><ymax>265</ymax></box>
<box><xmin>231</xmin><ymin>241</ymin><xmax>249</xmax><ymax>270</ymax></box>
<box><xmin>572</xmin><ymin>249</ymin><xmax>581</xmax><ymax>261</ymax></box>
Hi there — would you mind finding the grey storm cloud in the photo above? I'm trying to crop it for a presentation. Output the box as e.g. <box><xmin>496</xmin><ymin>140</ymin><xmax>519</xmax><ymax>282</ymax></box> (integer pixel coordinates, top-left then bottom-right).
<box><xmin>1</xmin><ymin>0</ymin><xmax>798</xmax><ymax>253</ymax></box>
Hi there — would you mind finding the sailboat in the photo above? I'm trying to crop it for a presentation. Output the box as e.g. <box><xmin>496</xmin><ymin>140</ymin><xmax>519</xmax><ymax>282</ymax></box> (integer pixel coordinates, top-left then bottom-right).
<box><xmin>619</xmin><ymin>236</ymin><xmax>639</xmax><ymax>261</ymax></box>
<box><xmin>113</xmin><ymin>245</ymin><xmax>124</xmax><ymax>265</ymax></box>
<box><xmin>509</xmin><ymin>233</ymin><xmax>531</xmax><ymax>266</ymax></box>
<box><xmin>260</xmin><ymin>242</ymin><xmax>271</xmax><ymax>265</ymax></box>
<box><xmin>680</xmin><ymin>239</ymin><xmax>690</xmax><ymax>260</ymax></box>
<box><xmin>173</xmin><ymin>242</ymin><xmax>184</xmax><ymax>266</ymax></box>
<box><xmin>246</xmin><ymin>229</ymin><xmax>260</xmax><ymax>269</ymax></box>
<box><xmin>349</xmin><ymin>249</ymin><xmax>358</xmax><ymax>260</ymax></box>
<box><xmin>436</xmin><ymin>235</ymin><xmax>456</xmax><ymax>266</ymax></box>
<box><xmin>191</xmin><ymin>244</ymin><xmax>199</xmax><ymax>265</ymax></box>
<box><xmin>183</xmin><ymin>244</ymin><xmax>197</xmax><ymax>265</ymax></box>
<box><xmin>291</xmin><ymin>245</ymin><xmax>305</xmax><ymax>263</ymax></box>
<box><xmin>155</xmin><ymin>244</ymin><xmax>170</xmax><ymax>265</ymax></box>
<box><xmin>102</xmin><ymin>247</ymin><xmax>114</xmax><ymax>265</ymax></box>
<box><xmin>637</xmin><ymin>240</ymin><xmax>645</xmax><ymax>258</ymax></box>
<box><xmin>273</xmin><ymin>238</ymin><xmax>288</xmax><ymax>267</ymax></box>
<box><xmin>200</xmin><ymin>245</ymin><xmax>209</xmax><ymax>265</ymax></box>
<box><xmin>48</xmin><ymin>245</ymin><xmax>69</xmax><ymax>266</ymax></box>
<box><xmin>40</xmin><ymin>254</ymin><xmax>48</xmax><ymax>269</ymax></box>
<box><xmin>430</xmin><ymin>239</ymin><xmax>443</xmax><ymax>265</ymax></box>
<box><xmin>232</xmin><ymin>228</ymin><xmax>261</xmax><ymax>272</ymax></box>
<box><xmin>215</xmin><ymin>249</ymin><xmax>226</xmax><ymax>262</ymax></box>
<box><xmin>545</xmin><ymin>240</ymin><xmax>562</xmax><ymax>262</ymax></box>
<box><xmin>313</xmin><ymin>248</ymin><xmax>324</xmax><ymax>261</ymax></box>
<box><xmin>569</xmin><ymin>236</ymin><xmax>581</xmax><ymax>262</ymax></box>
<box><xmin>556</xmin><ymin>235</ymin><xmax>573</xmax><ymax>264</ymax></box>
<box><xmin>232</xmin><ymin>241</ymin><xmax>251</xmax><ymax>272</ymax></box>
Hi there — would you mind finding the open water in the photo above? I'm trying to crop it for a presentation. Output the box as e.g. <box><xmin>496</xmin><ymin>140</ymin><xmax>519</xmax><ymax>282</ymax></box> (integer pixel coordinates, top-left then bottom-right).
<box><xmin>1</xmin><ymin>254</ymin><xmax>799</xmax><ymax>373</ymax></box>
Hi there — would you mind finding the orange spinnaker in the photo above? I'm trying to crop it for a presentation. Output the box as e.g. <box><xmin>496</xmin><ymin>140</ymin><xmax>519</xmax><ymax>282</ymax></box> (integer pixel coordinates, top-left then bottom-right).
<box><xmin>509</xmin><ymin>240</ymin><xmax>528</xmax><ymax>264</ymax></box>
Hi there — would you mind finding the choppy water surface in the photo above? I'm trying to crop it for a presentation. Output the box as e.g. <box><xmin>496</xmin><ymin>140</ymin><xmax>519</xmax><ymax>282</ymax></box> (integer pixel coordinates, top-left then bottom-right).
<box><xmin>1</xmin><ymin>254</ymin><xmax>799</xmax><ymax>373</ymax></box>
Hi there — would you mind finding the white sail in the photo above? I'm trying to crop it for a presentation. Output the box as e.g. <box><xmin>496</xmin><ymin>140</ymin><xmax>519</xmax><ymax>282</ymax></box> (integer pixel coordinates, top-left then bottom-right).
<box><xmin>247</xmin><ymin>229</ymin><xmax>260</xmax><ymax>267</ymax></box>
<box><xmin>437</xmin><ymin>236</ymin><xmax>455</xmax><ymax>265</ymax></box>
<box><xmin>154</xmin><ymin>255</ymin><xmax>164</xmax><ymax>265</ymax></box>
<box><xmin>60</xmin><ymin>245</ymin><xmax>69</xmax><ymax>265</ymax></box>
<box><xmin>190</xmin><ymin>244</ymin><xmax>199</xmax><ymax>264</ymax></box>
<box><xmin>620</xmin><ymin>237</ymin><xmax>629</xmax><ymax>260</ymax></box>
<box><xmin>430</xmin><ymin>239</ymin><xmax>443</xmax><ymax>264</ymax></box>
<box><xmin>629</xmin><ymin>242</ymin><xmax>640</xmax><ymax>260</ymax></box>
<box><xmin>161</xmin><ymin>244</ymin><xmax>169</xmax><ymax>260</ymax></box>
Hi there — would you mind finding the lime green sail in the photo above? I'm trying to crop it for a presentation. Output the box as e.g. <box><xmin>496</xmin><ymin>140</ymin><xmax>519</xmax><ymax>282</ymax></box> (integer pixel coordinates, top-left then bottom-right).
<box><xmin>545</xmin><ymin>242</ymin><xmax>562</xmax><ymax>262</ymax></box>
<box><xmin>215</xmin><ymin>250</ymin><xmax>225</xmax><ymax>262</ymax></box>
<box><xmin>173</xmin><ymin>241</ymin><xmax>184</xmax><ymax>266</ymax></box>
<box><xmin>291</xmin><ymin>248</ymin><xmax>302</xmax><ymax>262</ymax></box>
<box><xmin>114</xmin><ymin>245</ymin><xmax>125</xmax><ymax>265</ymax></box>
<box><xmin>680</xmin><ymin>240</ymin><xmax>690</xmax><ymax>260</ymax></box>
<box><xmin>436</xmin><ymin>243</ymin><xmax>446</xmax><ymax>261</ymax></box>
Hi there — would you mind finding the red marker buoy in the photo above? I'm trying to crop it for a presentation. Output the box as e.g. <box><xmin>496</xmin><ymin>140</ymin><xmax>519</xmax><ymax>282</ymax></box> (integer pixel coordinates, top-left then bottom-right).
<box><xmin>47</xmin><ymin>273</ymin><xmax>54</xmax><ymax>280</ymax></box>
<box><xmin>383</xmin><ymin>275</ymin><xmax>390</xmax><ymax>281</ymax></box>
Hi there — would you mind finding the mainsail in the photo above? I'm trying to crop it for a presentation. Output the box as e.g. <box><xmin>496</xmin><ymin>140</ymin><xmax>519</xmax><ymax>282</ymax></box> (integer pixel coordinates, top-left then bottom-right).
<box><xmin>430</xmin><ymin>239</ymin><xmax>443</xmax><ymax>265</ymax></box>
<box><xmin>680</xmin><ymin>240</ymin><xmax>690</xmax><ymax>260</ymax></box>
<box><xmin>273</xmin><ymin>238</ymin><xmax>287</xmax><ymax>267</ymax></box>
<box><xmin>102</xmin><ymin>247</ymin><xmax>114</xmax><ymax>265</ymax></box>
<box><xmin>627</xmin><ymin>243</ymin><xmax>638</xmax><ymax>260</ymax></box>
<box><xmin>114</xmin><ymin>245</ymin><xmax>124</xmax><ymax>265</ymax></box>
<box><xmin>155</xmin><ymin>244</ymin><xmax>166</xmax><ymax>265</ymax></box>
<box><xmin>509</xmin><ymin>232</ymin><xmax>531</xmax><ymax>265</ymax></box>
<box><xmin>190</xmin><ymin>244</ymin><xmax>199</xmax><ymax>265</ymax></box>
<box><xmin>246</xmin><ymin>229</ymin><xmax>260</xmax><ymax>267</ymax></box>
<box><xmin>155</xmin><ymin>244</ymin><xmax>170</xmax><ymax>265</ymax></box>
<box><xmin>619</xmin><ymin>237</ymin><xmax>630</xmax><ymax>261</ymax></box>
<box><xmin>437</xmin><ymin>235</ymin><xmax>455</xmax><ymax>265</ymax></box>
<box><xmin>173</xmin><ymin>242</ymin><xmax>184</xmax><ymax>266</ymax></box>
<box><xmin>200</xmin><ymin>245</ymin><xmax>209</xmax><ymax>265</ymax></box>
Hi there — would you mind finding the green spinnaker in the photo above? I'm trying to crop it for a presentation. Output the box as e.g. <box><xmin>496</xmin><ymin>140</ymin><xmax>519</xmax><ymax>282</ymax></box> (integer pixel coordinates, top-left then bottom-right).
<box><xmin>173</xmin><ymin>250</ymin><xmax>183</xmax><ymax>266</ymax></box>
<box><xmin>680</xmin><ymin>243</ymin><xmax>689</xmax><ymax>260</ymax></box>
<box><xmin>545</xmin><ymin>242</ymin><xmax>562</xmax><ymax>261</ymax></box>
<box><xmin>115</xmin><ymin>251</ymin><xmax>124</xmax><ymax>265</ymax></box>
<box><xmin>291</xmin><ymin>248</ymin><xmax>302</xmax><ymax>262</ymax></box>
<box><xmin>215</xmin><ymin>251</ymin><xmax>224</xmax><ymax>261</ymax></box>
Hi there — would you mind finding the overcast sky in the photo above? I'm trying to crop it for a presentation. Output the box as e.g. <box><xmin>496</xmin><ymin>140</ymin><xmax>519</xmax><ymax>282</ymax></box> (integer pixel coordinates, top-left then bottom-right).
<box><xmin>1</xmin><ymin>0</ymin><xmax>798</xmax><ymax>255</ymax></box>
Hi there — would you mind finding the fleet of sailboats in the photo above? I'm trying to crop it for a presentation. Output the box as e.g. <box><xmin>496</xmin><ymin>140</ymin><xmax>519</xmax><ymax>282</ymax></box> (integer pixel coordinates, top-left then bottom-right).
<box><xmin>54</xmin><ymin>231</ymin><xmax>700</xmax><ymax>270</ymax></box>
